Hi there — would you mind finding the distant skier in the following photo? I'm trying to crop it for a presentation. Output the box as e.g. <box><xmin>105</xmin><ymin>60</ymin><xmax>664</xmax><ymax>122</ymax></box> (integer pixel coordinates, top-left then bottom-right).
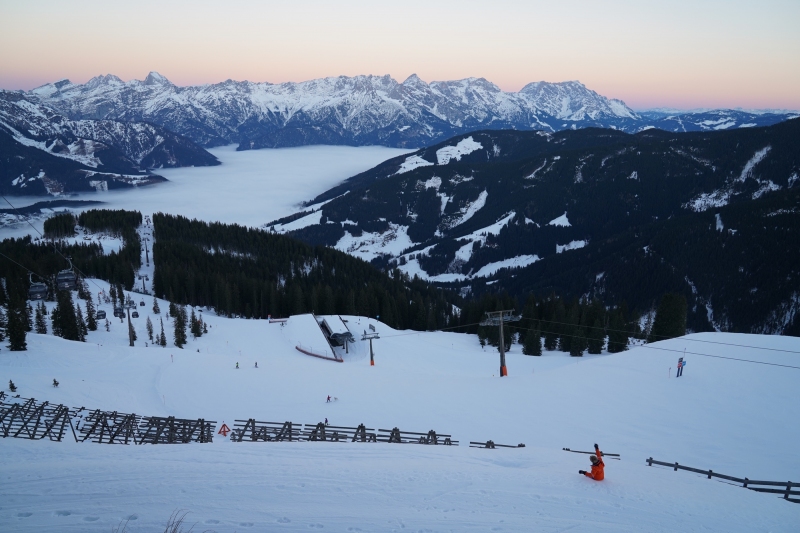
<box><xmin>324</xmin><ymin>417</ymin><xmax>329</xmax><ymax>426</ymax></box>
<box><xmin>579</xmin><ymin>443</ymin><xmax>605</xmax><ymax>481</ymax></box>
<box><xmin>326</xmin><ymin>395</ymin><xmax>331</xmax><ymax>403</ymax></box>
<box><xmin>255</xmin><ymin>362</ymin><xmax>258</xmax><ymax>368</ymax></box>
<box><xmin>236</xmin><ymin>362</ymin><xmax>239</xmax><ymax>369</ymax></box>
<box><xmin>677</xmin><ymin>357</ymin><xmax>686</xmax><ymax>377</ymax></box>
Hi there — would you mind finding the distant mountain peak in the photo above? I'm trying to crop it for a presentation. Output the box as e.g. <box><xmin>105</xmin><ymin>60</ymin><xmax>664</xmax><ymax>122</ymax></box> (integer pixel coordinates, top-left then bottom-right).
<box><xmin>143</xmin><ymin>71</ymin><xmax>171</xmax><ymax>86</ymax></box>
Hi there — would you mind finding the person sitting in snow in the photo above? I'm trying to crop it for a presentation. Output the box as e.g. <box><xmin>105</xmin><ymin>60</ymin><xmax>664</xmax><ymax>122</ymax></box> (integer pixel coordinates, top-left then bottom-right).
<box><xmin>579</xmin><ymin>443</ymin><xmax>605</xmax><ymax>480</ymax></box>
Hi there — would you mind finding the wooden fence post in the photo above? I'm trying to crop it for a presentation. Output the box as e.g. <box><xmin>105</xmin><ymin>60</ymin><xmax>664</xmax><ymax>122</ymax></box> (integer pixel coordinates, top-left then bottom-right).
<box><xmin>674</xmin><ymin>462</ymin><xmax>679</xmax><ymax>471</ymax></box>
<box><xmin>786</xmin><ymin>482</ymin><xmax>793</xmax><ymax>500</ymax></box>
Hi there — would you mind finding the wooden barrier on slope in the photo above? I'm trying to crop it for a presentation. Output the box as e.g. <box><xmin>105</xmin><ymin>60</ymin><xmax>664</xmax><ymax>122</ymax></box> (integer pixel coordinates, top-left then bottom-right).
<box><xmin>0</xmin><ymin>396</ymin><xmax>77</xmax><ymax>442</ymax></box>
<box><xmin>647</xmin><ymin>457</ymin><xmax>799</xmax><ymax>504</ymax></box>
<box><xmin>376</xmin><ymin>427</ymin><xmax>458</xmax><ymax>446</ymax></box>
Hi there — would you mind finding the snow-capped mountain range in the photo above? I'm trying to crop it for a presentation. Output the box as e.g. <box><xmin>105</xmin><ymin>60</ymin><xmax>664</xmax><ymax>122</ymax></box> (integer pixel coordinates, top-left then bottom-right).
<box><xmin>25</xmin><ymin>72</ymin><xmax>796</xmax><ymax>150</ymax></box>
<box><xmin>0</xmin><ymin>90</ymin><xmax>218</xmax><ymax>195</ymax></box>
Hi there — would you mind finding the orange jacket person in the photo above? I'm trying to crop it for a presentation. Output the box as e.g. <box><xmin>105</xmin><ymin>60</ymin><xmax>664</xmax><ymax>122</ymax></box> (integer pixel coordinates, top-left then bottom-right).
<box><xmin>579</xmin><ymin>443</ymin><xmax>605</xmax><ymax>480</ymax></box>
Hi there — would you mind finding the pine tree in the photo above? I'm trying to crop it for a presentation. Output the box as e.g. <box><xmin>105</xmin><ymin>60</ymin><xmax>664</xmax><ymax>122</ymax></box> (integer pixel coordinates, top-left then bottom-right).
<box><xmin>190</xmin><ymin>308</ymin><xmax>200</xmax><ymax>338</ymax></box>
<box><xmin>146</xmin><ymin>316</ymin><xmax>154</xmax><ymax>341</ymax></box>
<box><xmin>50</xmin><ymin>304</ymin><xmax>62</xmax><ymax>337</ymax></box>
<box><xmin>35</xmin><ymin>303</ymin><xmax>47</xmax><ymax>334</ymax></box>
<box><xmin>110</xmin><ymin>286</ymin><xmax>118</xmax><ymax>308</ymax></box>
<box><xmin>650</xmin><ymin>293</ymin><xmax>688</xmax><ymax>342</ymax></box>
<box><xmin>173</xmin><ymin>306</ymin><xmax>187</xmax><ymax>348</ymax></box>
<box><xmin>7</xmin><ymin>301</ymin><xmax>27</xmax><ymax>351</ymax></box>
<box><xmin>75</xmin><ymin>303</ymin><xmax>87</xmax><ymax>342</ymax></box>
<box><xmin>159</xmin><ymin>318</ymin><xmax>167</xmax><ymax>347</ymax></box>
<box><xmin>105</xmin><ymin>319</ymin><xmax>110</xmax><ymax>332</ymax></box>
<box><xmin>0</xmin><ymin>307</ymin><xmax>6</xmax><ymax>342</ymax></box>
<box><xmin>202</xmin><ymin>321</ymin><xmax>208</xmax><ymax>335</ymax></box>
<box><xmin>607</xmin><ymin>307</ymin><xmax>629</xmax><ymax>353</ymax></box>
<box><xmin>25</xmin><ymin>303</ymin><xmax>33</xmax><ymax>332</ymax></box>
<box><xmin>522</xmin><ymin>326</ymin><xmax>542</xmax><ymax>356</ymax></box>
<box><xmin>587</xmin><ymin>318</ymin><xmax>604</xmax><ymax>354</ymax></box>
<box><xmin>152</xmin><ymin>297</ymin><xmax>160</xmax><ymax>314</ymax></box>
<box><xmin>53</xmin><ymin>291</ymin><xmax>79</xmax><ymax>341</ymax></box>
<box><xmin>85</xmin><ymin>297</ymin><xmax>97</xmax><ymax>331</ymax></box>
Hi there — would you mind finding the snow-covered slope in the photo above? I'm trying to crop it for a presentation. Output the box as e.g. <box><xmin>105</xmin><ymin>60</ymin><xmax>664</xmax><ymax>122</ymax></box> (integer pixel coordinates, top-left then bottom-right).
<box><xmin>1</xmin><ymin>272</ymin><xmax>798</xmax><ymax>531</ymax></box>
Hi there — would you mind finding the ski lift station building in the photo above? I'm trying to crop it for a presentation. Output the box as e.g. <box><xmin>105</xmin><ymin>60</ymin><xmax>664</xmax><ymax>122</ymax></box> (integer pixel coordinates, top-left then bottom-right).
<box><xmin>317</xmin><ymin>315</ymin><xmax>355</xmax><ymax>347</ymax></box>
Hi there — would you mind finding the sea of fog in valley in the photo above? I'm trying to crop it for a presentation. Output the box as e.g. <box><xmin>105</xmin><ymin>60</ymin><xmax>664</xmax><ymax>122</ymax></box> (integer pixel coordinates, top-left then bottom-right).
<box><xmin>1</xmin><ymin>144</ymin><xmax>412</xmax><ymax>239</ymax></box>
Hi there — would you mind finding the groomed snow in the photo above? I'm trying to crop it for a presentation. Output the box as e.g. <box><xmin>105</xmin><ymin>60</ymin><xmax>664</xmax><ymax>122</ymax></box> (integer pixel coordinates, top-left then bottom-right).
<box><xmin>1</xmin><ymin>277</ymin><xmax>799</xmax><ymax>532</ymax></box>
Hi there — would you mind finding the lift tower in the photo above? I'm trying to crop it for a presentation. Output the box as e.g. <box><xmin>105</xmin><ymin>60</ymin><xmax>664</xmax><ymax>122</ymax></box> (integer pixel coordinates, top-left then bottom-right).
<box><xmin>480</xmin><ymin>310</ymin><xmax>521</xmax><ymax>377</ymax></box>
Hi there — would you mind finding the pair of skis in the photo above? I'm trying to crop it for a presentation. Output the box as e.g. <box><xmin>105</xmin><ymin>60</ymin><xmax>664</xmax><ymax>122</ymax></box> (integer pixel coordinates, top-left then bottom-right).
<box><xmin>563</xmin><ymin>447</ymin><xmax>621</xmax><ymax>460</ymax></box>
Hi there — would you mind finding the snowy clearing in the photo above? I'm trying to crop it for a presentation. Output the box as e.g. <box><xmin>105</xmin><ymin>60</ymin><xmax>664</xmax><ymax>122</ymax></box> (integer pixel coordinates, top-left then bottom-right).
<box><xmin>395</xmin><ymin>154</ymin><xmax>434</xmax><ymax>174</ymax></box>
<box><xmin>436</xmin><ymin>136</ymin><xmax>483</xmax><ymax>165</ymax></box>
<box><xmin>548</xmin><ymin>212</ymin><xmax>571</xmax><ymax>227</ymax></box>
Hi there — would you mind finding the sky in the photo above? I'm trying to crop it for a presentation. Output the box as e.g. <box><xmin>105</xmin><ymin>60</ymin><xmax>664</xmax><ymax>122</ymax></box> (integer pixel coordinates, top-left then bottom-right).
<box><xmin>1</xmin><ymin>0</ymin><xmax>799</xmax><ymax>110</ymax></box>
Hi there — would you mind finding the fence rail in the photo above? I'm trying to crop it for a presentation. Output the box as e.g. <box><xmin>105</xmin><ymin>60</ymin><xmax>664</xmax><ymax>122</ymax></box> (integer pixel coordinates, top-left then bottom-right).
<box><xmin>647</xmin><ymin>458</ymin><xmax>799</xmax><ymax>503</ymax></box>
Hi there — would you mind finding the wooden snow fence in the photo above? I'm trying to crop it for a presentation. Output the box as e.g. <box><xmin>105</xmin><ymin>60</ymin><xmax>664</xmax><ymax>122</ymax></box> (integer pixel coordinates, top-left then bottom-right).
<box><xmin>231</xmin><ymin>420</ymin><xmax>459</xmax><ymax>446</ymax></box>
<box><xmin>137</xmin><ymin>416</ymin><xmax>215</xmax><ymax>444</ymax></box>
<box><xmin>376</xmin><ymin>427</ymin><xmax>458</xmax><ymax>446</ymax></box>
<box><xmin>470</xmin><ymin>440</ymin><xmax>525</xmax><ymax>449</ymax></box>
<box><xmin>0</xmin><ymin>395</ymin><xmax>77</xmax><ymax>442</ymax></box>
<box><xmin>646</xmin><ymin>457</ymin><xmax>800</xmax><ymax>504</ymax></box>
<box><xmin>232</xmin><ymin>420</ymin><xmax>377</xmax><ymax>443</ymax></box>
<box><xmin>76</xmin><ymin>408</ymin><xmax>141</xmax><ymax>444</ymax></box>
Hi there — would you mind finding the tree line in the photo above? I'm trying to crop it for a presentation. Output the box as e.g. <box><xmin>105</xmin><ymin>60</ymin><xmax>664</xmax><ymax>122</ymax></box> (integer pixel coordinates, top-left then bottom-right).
<box><xmin>152</xmin><ymin>213</ymin><xmax>460</xmax><ymax>330</ymax></box>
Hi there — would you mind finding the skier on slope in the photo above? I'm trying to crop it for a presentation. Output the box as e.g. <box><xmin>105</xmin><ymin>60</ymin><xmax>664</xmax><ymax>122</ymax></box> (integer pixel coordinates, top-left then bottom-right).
<box><xmin>579</xmin><ymin>443</ymin><xmax>605</xmax><ymax>480</ymax></box>
<box><xmin>326</xmin><ymin>395</ymin><xmax>331</xmax><ymax>403</ymax></box>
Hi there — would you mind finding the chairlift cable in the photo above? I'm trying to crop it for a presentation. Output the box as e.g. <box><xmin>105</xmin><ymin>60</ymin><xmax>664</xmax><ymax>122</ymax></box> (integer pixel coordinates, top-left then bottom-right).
<box><xmin>514</xmin><ymin>315</ymin><xmax>800</xmax><ymax>355</ymax></box>
<box><xmin>503</xmin><ymin>323</ymin><xmax>800</xmax><ymax>370</ymax></box>
<box><xmin>1</xmin><ymin>195</ymin><xmax>108</xmax><ymax>293</ymax></box>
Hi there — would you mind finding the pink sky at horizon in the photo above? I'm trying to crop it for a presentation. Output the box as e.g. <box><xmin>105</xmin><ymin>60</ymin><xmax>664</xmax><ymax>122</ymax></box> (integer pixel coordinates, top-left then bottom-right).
<box><xmin>2</xmin><ymin>0</ymin><xmax>799</xmax><ymax>111</ymax></box>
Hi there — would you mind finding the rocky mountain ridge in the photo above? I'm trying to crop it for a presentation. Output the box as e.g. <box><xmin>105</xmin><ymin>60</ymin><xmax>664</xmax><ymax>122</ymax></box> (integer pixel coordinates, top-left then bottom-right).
<box><xmin>0</xmin><ymin>90</ymin><xmax>219</xmax><ymax>196</ymax></box>
<box><xmin>26</xmin><ymin>72</ymin><xmax>795</xmax><ymax>150</ymax></box>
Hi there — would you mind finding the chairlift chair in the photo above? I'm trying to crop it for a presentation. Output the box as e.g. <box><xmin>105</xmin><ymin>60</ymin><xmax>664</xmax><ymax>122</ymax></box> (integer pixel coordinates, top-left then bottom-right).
<box><xmin>131</xmin><ymin>311</ymin><xmax>139</xmax><ymax>318</ymax></box>
<box><xmin>55</xmin><ymin>258</ymin><xmax>78</xmax><ymax>291</ymax></box>
<box><xmin>28</xmin><ymin>274</ymin><xmax>48</xmax><ymax>301</ymax></box>
<box><xmin>96</xmin><ymin>310</ymin><xmax>107</xmax><ymax>320</ymax></box>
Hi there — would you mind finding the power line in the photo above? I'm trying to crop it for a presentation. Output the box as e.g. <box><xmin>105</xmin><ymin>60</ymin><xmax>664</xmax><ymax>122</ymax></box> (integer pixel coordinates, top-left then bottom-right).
<box><xmin>515</xmin><ymin>316</ymin><xmax>800</xmax><ymax>355</ymax></box>
<box><xmin>0</xmin><ymin>251</ymin><xmax>47</xmax><ymax>281</ymax></box>
<box><xmin>504</xmin><ymin>323</ymin><xmax>800</xmax><ymax>370</ymax></box>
